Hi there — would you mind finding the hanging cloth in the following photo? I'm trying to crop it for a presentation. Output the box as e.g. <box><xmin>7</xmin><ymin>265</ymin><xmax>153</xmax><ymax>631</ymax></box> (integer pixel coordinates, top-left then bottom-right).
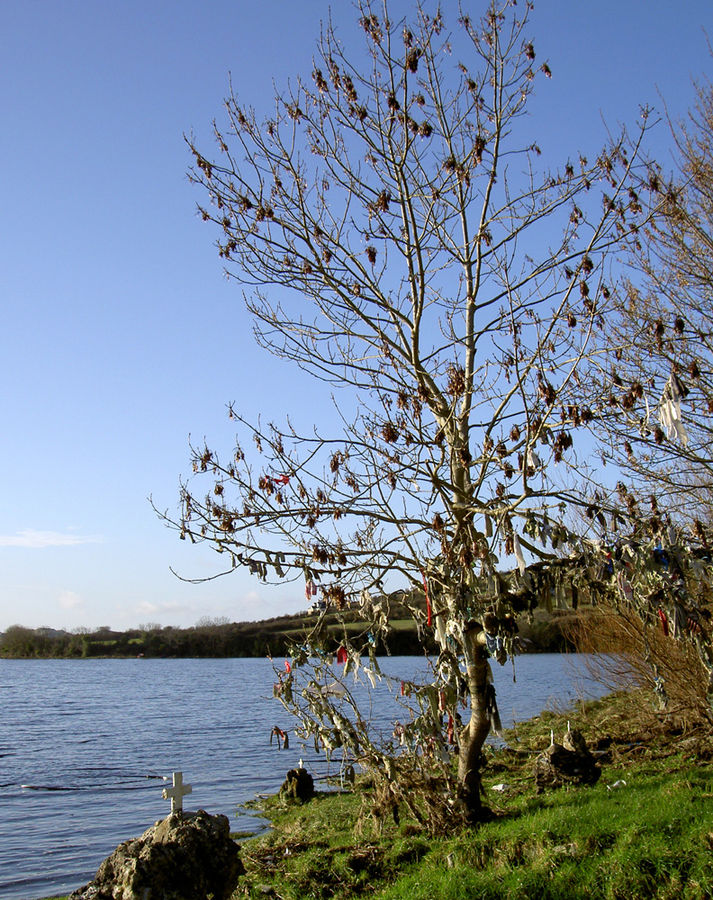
<box><xmin>435</xmin><ymin>614</ymin><xmax>447</xmax><ymax>649</ymax></box>
<box><xmin>421</xmin><ymin>571</ymin><xmax>432</xmax><ymax>627</ymax></box>
<box><xmin>659</xmin><ymin>373</ymin><xmax>689</xmax><ymax>446</ymax></box>
<box><xmin>485</xmin><ymin>683</ymin><xmax>502</xmax><ymax>734</ymax></box>
<box><xmin>269</xmin><ymin>726</ymin><xmax>289</xmax><ymax>749</ymax></box>
<box><xmin>657</xmin><ymin>608</ymin><xmax>670</xmax><ymax>637</ymax></box>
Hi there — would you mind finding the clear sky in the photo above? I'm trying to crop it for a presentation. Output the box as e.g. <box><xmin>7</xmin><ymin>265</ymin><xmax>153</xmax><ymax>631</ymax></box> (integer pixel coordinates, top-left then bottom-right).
<box><xmin>1</xmin><ymin>0</ymin><xmax>711</xmax><ymax>633</ymax></box>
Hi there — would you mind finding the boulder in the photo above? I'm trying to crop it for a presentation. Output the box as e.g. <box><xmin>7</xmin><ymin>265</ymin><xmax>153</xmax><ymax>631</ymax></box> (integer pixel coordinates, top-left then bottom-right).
<box><xmin>534</xmin><ymin>728</ymin><xmax>601</xmax><ymax>792</ymax></box>
<box><xmin>279</xmin><ymin>767</ymin><xmax>314</xmax><ymax>802</ymax></box>
<box><xmin>69</xmin><ymin>809</ymin><xmax>244</xmax><ymax>900</ymax></box>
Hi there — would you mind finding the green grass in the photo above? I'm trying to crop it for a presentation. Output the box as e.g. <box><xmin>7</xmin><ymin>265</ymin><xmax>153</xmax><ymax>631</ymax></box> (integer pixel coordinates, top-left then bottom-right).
<box><xmin>373</xmin><ymin>768</ymin><xmax>713</xmax><ymax>899</ymax></box>
<box><xmin>234</xmin><ymin>691</ymin><xmax>713</xmax><ymax>899</ymax></box>
<box><xmin>236</xmin><ymin>769</ymin><xmax>712</xmax><ymax>899</ymax></box>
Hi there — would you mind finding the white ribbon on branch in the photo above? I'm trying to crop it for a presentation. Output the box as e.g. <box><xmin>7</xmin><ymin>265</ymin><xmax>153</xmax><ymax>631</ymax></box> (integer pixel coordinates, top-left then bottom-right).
<box><xmin>658</xmin><ymin>373</ymin><xmax>689</xmax><ymax>446</ymax></box>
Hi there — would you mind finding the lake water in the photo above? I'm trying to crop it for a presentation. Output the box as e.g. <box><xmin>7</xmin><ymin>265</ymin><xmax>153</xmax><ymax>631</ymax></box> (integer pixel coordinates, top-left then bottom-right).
<box><xmin>0</xmin><ymin>654</ymin><xmax>607</xmax><ymax>900</ymax></box>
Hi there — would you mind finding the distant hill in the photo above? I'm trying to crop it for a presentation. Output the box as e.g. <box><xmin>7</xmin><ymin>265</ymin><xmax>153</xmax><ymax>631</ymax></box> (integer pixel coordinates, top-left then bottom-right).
<box><xmin>0</xmin><ymin>601</ymin><xmax>576</xmax><ymax>659</ymax></box>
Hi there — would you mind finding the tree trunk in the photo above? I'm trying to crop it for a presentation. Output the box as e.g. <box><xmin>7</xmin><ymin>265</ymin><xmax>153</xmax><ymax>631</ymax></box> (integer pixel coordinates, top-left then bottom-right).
<box><xmin>457</xmin><ymin>634</ymin><xmax>491</xmax><ymax>821</ymax></box>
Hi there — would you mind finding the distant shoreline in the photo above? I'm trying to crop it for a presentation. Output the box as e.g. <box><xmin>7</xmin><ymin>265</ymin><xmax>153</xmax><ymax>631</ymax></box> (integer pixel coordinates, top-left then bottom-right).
<box><xmin>0</xmin><ymin>607</ymin><xmax>577</xmax><ymax>660</ymax></box>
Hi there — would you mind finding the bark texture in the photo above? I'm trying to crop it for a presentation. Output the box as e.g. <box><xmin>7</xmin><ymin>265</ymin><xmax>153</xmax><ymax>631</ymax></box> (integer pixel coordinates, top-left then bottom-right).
<box><xmin>457</xmin><ymin>630</ymin><xmax>491</xmax><ymax>819</ymax></box>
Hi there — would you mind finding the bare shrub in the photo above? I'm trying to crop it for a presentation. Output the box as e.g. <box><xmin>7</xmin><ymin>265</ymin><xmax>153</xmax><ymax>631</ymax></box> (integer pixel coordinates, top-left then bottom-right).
<box><xmin>565</xmin><ymin>605</ymin><xmax>712</xmax><ymax>730</ymax></box>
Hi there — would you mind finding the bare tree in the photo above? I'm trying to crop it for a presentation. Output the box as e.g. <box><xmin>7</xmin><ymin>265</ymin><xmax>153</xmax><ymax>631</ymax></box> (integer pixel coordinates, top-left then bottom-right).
<box><xmin>170</xmin><ymin>0</ymin><xmax>656</xmax><ymax>821</ymax></box>
<box><xmin>594</xmin><ymin>74</ymin><xmax>713</xmax><ymax>536</ymax></box>
<box><xmin>552</xmin><ymin>74</ymin><xmax>713</xmax><ymax>739</ymax></box>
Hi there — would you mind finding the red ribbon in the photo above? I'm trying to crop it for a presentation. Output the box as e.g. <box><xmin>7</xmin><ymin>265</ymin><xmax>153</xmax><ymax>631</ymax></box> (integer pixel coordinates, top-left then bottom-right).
<box><xmin>422</xmin><ymin>571</ymin><xmax>432</xmax><ymax>627</ymax></box>
<box><xmin>657</xmin><ymin>608</ymin><xmax>669</xmax><ymax>636</ymax></box>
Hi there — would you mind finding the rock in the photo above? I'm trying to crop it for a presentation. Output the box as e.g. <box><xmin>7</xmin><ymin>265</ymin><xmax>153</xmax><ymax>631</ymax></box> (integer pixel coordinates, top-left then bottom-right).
<box><xmin>534</xmin><ymin>729</ymin><xmax>600</xmax><ymax>792</ymax></box>
<box><xmin>562</xmin><ymin>727</ymin><xmax>589</xmax><ymax>756</ymax></box>
<box><xmin>69</xmin><ymin>809</ymin><xmax>244</xmax><ymax>900</ymax></box>
<box><xmin>279</xmin><ymin>767</ymin><xmax>314</xmax><ymax>802</ymax></box>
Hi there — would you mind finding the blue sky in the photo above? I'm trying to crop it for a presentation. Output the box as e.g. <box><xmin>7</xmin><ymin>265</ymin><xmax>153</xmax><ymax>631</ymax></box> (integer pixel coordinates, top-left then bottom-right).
<box><xmin>1</xmin><ymin>0</ymin><xmax>711</xmax><ymax>632</ymax></box>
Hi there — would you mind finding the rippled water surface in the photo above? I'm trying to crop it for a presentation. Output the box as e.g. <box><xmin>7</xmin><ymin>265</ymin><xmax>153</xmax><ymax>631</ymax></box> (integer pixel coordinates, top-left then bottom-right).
<box><xmin>0</xmin><ymin>655</ymin><xmax>606</xmax><ymax>899</ymax></box>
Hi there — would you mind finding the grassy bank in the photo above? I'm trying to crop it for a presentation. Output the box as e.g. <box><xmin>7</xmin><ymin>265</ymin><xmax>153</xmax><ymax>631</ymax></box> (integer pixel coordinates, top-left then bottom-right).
<box><xmin>44</xmin><ymin>689</ymin><xmax>713</xmax><ymax>899</ymax></box>
<box><xmin>236</xmin><ymin>689</ymin><xmax>713</xmax><ymax>899</ymax></box>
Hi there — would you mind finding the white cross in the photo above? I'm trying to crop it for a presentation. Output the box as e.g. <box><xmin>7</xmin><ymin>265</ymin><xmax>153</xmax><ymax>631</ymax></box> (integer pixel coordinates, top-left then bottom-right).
<box><xmin>162</xmin><ymin>771</ymin><xmax>192</xmax><ymax>814</ymax></box>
